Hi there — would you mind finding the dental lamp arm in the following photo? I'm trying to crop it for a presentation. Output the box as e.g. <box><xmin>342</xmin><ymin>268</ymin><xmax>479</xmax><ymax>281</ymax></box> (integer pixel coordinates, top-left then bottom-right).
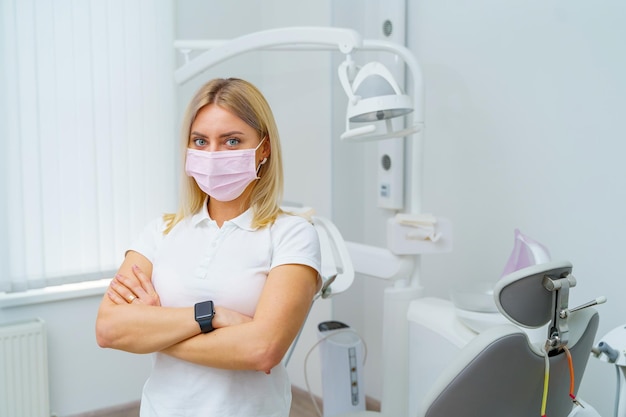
<box><xmin>174</xmin><ymin>27</ymin><xmax>362</xmax><ymax>84</ymax></box>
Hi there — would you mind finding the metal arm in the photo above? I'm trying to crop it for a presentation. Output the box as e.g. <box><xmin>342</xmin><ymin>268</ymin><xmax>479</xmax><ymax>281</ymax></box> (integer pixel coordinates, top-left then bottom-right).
<box><xmin>174</xmin><ymin>27</ymin><xmax>363</xmax><ymax>84</ymax></box>
<box><xmin>543</xmin><ymin>273</ymin><xmax>577</xmax><ymax>350</ymax></box>
<box><xmin>543</xmin><ymin>273</ymin><xmax>606</xmax><ymax>352</ymax></box>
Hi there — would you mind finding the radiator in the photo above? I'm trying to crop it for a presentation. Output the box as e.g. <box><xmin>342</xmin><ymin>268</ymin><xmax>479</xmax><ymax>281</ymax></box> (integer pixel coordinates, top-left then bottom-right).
<box><xmin>0</xmin><ymin>319</ymin><xmax>50</xmax><ymax>417</ymax></box>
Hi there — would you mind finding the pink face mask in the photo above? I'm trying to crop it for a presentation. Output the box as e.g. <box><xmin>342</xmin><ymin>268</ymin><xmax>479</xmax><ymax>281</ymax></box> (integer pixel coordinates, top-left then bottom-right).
<box><xmin>185</xmin><ymin>138</ymin><xmax>267</xmax><ymax>202</ymax></box>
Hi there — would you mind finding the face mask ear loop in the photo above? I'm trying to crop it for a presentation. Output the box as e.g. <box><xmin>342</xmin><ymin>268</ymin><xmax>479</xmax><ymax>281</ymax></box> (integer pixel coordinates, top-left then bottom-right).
<box><xmin>255</xmin><ymin>136</ymin><xmax>268</xmax><ymax>150</ymax></box>
<box><xmin>255</xmin><ymin>157</ymin><xmax>268</xmax><ymax>178</ymax></box>
<box><xmin>254</xmin><ymin>136</ymin><xmax>269</xmax><ymax>178</ymax></box>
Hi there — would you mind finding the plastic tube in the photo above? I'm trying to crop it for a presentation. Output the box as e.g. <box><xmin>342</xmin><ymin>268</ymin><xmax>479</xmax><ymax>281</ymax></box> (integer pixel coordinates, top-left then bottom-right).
<box><xmin>563</xmin><ymin>346</ymin><xmax>576</xmax><ymax>401</ymax></box>
<box><xmin>541</xmin><ymin>347</ymin><xmax>550</xmax><ymax>417</ymax></box>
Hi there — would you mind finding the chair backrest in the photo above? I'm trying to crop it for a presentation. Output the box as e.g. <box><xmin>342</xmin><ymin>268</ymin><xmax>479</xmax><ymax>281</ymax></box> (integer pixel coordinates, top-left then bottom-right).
<box><xmin>417</xmin><ymin>261</ymin><xmax>600</xmax><ymax>417</ymax></box>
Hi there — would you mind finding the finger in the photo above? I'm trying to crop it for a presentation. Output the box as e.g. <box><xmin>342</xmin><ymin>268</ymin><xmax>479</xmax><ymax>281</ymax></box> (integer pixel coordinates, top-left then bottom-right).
<box><xmin>107</xmin><ymin>289</ymin><xmax>129</xmax><ymax>305</ymax></box>
<box><xmin>114</xmin><ymin>273</ymin><xmax>150</xmax><ymax>300</ymax></box>
<box><xmin>110</xmin><ymin>276</ymin><xmax>143</xmax><ymax>303</ymax></box>
<box><xmin>130</xmin><ymin>265</ymin><xmax>161</xmax><ymax>306</ymax></box>
<box><xmin>132</xmin><ymin>264</ymin><xmax>158</xmax><ymax>296</ymax></box>
<box><xmin>119</xmin><ymin>270</ymin><xmax>160</xmax><ymax>306</ymax></box>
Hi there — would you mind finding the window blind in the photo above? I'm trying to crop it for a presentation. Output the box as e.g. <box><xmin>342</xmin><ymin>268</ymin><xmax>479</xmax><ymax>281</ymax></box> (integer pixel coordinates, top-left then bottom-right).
<box><xmin>0</xmin><ymin>0</ymin><xmax>177</xmax><ymax>292</ymax></box>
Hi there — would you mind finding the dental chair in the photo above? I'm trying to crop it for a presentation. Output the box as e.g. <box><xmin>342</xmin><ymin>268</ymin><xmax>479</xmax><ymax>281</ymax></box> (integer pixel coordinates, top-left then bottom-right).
<box><xmin>417</xmin><ymin>261</ymin><xmax>602</xmax><ymax>417</ymax></box>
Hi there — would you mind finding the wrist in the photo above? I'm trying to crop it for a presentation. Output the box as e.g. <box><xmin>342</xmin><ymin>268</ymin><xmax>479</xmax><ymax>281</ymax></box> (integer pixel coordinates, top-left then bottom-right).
<box><xmin>194</xmin><ymin>301</ymin><xmax>215</xmax><ymax>333</ymax></box>
<box><xmin>213</xmin><ymin>306</ymin><xmax>252</xmax><ymax>328</ymax></box>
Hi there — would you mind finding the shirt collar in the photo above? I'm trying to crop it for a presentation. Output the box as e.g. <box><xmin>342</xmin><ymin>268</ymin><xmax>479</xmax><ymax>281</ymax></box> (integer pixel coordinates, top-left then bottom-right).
<box><xmin>229</xmin><ymin>208</ymin><xmax>257</xmax><ymax>231</ymax></box>
<box><xmin>190</xmin><ymin>199</ymin><xmax>257</xmax><ymax>231</ymax></box>
<box><xmin>190</xmin><ymin>200</ymin><xmax>211</xmax><ymax>226</ymax></box>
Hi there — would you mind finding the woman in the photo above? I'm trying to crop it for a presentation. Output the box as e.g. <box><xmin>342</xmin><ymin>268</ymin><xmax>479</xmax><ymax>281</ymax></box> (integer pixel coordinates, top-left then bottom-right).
<box><xmin>96</xmin><ymin>78</ymin><xmax>321</xmax><ymax>417</ymax></box>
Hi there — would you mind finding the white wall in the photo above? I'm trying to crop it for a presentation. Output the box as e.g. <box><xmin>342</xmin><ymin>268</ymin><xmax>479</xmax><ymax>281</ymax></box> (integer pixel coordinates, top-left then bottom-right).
<box><xmin>409</xmin><ymin>1</ymin><xmax>626</xmax><ymax>415</ymax></box>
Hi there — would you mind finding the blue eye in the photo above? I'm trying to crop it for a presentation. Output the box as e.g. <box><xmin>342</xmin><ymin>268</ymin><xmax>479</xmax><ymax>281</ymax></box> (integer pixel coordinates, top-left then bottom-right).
<box><xmin>226</xmin><ymin>138</ymin><xmax>240</xmax><ymax>146</ymax></box>
<box><xmin>193</xmin><ymin>138</ymin><xmax>207</xmax><ymax>147</ymax></box>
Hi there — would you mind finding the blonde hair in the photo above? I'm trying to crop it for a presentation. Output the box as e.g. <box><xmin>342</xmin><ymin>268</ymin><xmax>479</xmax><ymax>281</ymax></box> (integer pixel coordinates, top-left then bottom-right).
<box><xmin>164</xmin><ymin>78</ymin><xmax>284</xmax><ymax>233</ymax></box>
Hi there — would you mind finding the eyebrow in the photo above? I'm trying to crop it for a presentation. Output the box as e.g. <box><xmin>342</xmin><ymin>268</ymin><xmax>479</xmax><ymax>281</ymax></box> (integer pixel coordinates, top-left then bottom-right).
<box><xmin>189</xmin><ymin>130</ymin><xmax>246</xmax><ymax>138</ymax></box>
<box><xmin>190</xmin><ymin>131</ymin><xmax>207</xmax><ymax>138</ymax></box>
<box><xmin>219</xmin><ymin>131</ymin><xmax>245</xmax><ymax>138</ymax></box>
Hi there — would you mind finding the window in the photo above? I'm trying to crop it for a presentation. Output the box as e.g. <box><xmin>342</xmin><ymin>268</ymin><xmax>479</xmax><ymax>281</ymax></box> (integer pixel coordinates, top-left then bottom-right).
<box><xmin>0</xmin><ymin>0</ymin><xmax>177</xmax><ymax>292</ymax></box>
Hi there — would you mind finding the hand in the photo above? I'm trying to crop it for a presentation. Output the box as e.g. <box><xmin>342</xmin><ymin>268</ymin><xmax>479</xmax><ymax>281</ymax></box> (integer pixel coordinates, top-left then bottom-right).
<box><xmin>108</xmin><ymin>264</ymin><xmax>161</xmax><ymax>306</ymax></box>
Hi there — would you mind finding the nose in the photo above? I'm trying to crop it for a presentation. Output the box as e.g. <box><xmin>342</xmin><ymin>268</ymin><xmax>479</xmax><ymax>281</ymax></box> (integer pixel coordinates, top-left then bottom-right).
<box><xmin>207</xmin><ymin>143</ymin><xmax>220</xmax><ymax>152</ymax></box>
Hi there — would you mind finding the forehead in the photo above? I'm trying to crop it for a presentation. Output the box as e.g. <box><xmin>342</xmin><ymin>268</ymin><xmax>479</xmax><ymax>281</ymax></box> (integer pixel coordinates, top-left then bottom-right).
<box><xmin>191</xmin><ymin>104</ymin><xmax>255</xmax><ymax>134</ymax></box>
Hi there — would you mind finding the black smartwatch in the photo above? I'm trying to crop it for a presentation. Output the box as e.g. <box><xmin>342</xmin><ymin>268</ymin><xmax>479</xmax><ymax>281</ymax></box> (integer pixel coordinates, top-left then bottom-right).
<box><xmin>194</xmin><ymin>300</ymin><xmax>215</xmax><ymax>333</ymax></box>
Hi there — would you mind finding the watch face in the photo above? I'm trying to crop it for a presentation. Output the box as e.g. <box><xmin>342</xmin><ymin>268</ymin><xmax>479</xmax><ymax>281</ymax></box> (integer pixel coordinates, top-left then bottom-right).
<box><xmin>195</xmin><ymin>301</ymin><xmax>214</xmax><ymax>319</ymax></box>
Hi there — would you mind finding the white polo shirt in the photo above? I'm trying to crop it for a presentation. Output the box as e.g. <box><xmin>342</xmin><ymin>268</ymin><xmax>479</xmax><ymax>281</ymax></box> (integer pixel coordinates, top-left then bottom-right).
<box><xmin>129</xmin><ymin>205</ymin><xmax>321</xmax><ymax>417</ymax></box>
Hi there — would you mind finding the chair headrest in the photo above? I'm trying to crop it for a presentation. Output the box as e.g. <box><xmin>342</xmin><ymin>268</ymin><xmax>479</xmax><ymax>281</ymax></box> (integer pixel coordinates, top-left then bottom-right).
<box><xmin>494</xmin><ymin>260</ymin><xmax>573</xmax><ymax>328</ymax></box>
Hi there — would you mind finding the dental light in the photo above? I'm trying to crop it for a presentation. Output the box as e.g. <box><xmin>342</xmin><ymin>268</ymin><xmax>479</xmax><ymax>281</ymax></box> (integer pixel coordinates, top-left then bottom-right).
<box><xmin>338</xmin><ymin>58</ymin><xmax>419</xmax><ymax>141</ymax></box>
<box><xmin>173</xmin><ymin>26</ymin><xmax>424</xmax><ymax>144</ymax></box>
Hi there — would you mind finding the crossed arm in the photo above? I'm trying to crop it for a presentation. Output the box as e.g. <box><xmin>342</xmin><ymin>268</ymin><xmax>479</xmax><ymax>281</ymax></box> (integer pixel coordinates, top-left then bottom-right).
<box><xmin>95</xmin><ymin>250</ymin><xmax>319</xmax><ymax>373</ymax></box>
